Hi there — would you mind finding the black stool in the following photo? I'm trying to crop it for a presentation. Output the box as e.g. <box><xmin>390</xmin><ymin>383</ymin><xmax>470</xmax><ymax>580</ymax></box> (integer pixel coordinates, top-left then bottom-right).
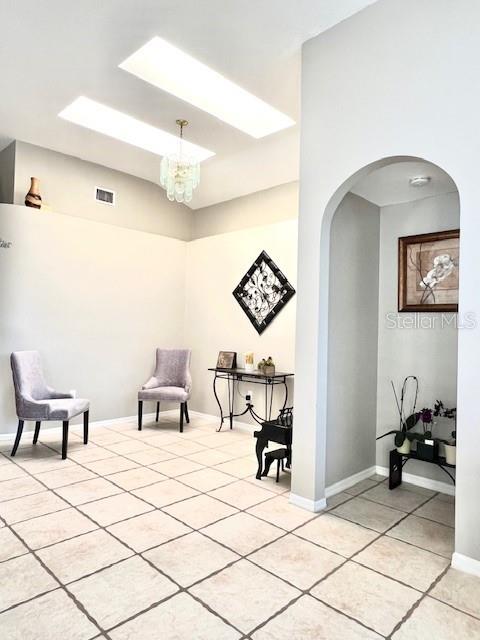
<box><xmin>263</xmin><ymin>448</ymin><xmax>288</xmax><ymax>482</ymax></box>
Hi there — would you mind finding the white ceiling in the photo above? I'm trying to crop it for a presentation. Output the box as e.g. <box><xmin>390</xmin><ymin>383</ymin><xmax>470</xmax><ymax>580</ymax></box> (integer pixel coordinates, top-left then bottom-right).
<box><xmin>351</xmin><ymin>161</ymin><xmax>458</xmax><ymax>207</ymax></box>
<box><xmin>0</xmin><ymin>0</ymin><xmax>377</xmax><ymax>209</ymax></box>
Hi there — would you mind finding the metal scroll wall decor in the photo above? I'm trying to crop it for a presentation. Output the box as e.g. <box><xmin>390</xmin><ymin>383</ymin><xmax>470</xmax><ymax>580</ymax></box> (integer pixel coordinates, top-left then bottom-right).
<box><xmin>232</xmin><ymin>250</ymin><xmax>295</xmax><ymax>334</ymax></box>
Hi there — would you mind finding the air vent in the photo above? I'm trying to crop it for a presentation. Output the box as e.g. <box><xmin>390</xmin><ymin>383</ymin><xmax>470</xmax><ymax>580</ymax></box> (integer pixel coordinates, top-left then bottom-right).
<box><xmin>95</xmin><ymin>187</ymin><xmax>115</xmax><ymax>206</ymax></box>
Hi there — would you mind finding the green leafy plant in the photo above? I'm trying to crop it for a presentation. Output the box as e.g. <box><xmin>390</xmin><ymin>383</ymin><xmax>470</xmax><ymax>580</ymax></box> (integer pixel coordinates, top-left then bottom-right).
<box><xmin>434</xmin><ymin>400</ymin><xmax>457</xmax><ymax>444</ymax></box>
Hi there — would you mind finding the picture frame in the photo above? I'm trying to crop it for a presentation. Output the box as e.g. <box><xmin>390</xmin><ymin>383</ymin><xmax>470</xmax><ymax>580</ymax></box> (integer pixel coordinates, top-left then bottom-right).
<box><xmin>216</xmin><ymin>351</ymin><xmax>237</xmax><ymax>369</ymax></box>
<box><xmin>232</xmin><ymin>250</ymin><xmax>296</xmax><ymax>334</ymax></box>
<box><xmin>398</xmin><ymin>229</ymin><xmax>459</xmax><ymax>312</ymax></box>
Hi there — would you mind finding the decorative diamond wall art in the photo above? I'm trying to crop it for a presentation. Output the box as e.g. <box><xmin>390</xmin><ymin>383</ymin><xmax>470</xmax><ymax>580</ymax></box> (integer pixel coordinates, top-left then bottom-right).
<box><xmin>233</xmin><ymin>251</ymin><xmax>296</xmax><ymax>334</ymax></box>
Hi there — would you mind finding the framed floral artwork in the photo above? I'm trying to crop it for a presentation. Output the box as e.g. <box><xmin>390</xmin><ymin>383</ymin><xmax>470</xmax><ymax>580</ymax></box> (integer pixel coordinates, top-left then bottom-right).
<box><xmin>398</xmin><ymin>229</ymin><xmax>459</xmax><ymax>312</ymax></box>
<box><xmin>233</xmin><ymin>251</ymin><xmax>296</xmax><ymax>334</ymax></box>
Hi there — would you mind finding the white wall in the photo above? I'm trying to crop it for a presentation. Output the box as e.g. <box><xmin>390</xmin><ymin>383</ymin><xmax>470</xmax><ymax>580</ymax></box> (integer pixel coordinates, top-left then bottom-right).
<box><xmin>0</xmin><ymin>142</ymin><xmax>15</xmax><ymax>204</ymax></box>
<box><xmin>193</xmin><ymin>182</ymin><xmax>298</xmax><ymax>239</ymax></box>
<box><xmin>0</xmin><ymin>205</ymin><xmax>186</xmax><ymax>434</ymax></box>
<box><xmin>376</xmin><ymin>192</ymin><xmax>460</xmax><ymax>480</ymax></box>
<box><xmin>327</xmin><ymin>193</ymin><xmax>380</xmax><ymax>485</ymax></box>
<box><xmin>296</xmin><ymin>0</ymin><xmax>480</xmax><ymax>564</ymax></box>
<box><xmin>13</xmin><ymin>141</ymin><xmax>193</xmax><ymax>240</ymax></box>
<box><xmin>185</xmin><ymin>219</ymin><xmax>297</xmax><ymax>425</ymax></box>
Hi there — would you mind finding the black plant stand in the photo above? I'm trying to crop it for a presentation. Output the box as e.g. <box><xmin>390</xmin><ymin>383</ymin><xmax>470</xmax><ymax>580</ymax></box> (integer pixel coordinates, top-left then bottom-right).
<box><xmin>389</xmin><ymin>448</ymin><xmax>455</xmax><ymax>490</ymax></box>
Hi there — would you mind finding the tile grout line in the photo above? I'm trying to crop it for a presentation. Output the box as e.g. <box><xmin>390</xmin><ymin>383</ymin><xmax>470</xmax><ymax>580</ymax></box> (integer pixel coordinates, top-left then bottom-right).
<box><xmin>0</xmin><ymin>428</ymin><xmax>262</xmax><ymax>637</ymax></box>
<box><xmin>0</xmin><ymin>427</ymin><xmax>364</xmax><ymax>636</ymax></box>
<box><xmin>0</xmin><ymin>511</ymin><xmax>110</xmax><ymax>639</ymax></box>
<box><xmin>242</xmin><ymin>482</ymin><xmax>453</xmax><ymax>637</ymax></box>
<box><xmin>0</xmin><ymin>421</ymin><xmax>458</xmax><ymax>638</ymax></box>
<box><xmin>0</xmin><ymin>436</ymin><xmax>449</xmax><ymax>635</ymax></box>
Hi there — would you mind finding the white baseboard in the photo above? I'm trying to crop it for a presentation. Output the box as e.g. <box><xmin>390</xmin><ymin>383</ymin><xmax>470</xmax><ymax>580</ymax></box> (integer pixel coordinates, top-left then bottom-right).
<box><xmin>452</xmin><ymin>552</ymin><xmax>480</xmax><ymax>577</ymax></box>
<box><xmin>289</xmin><ymin>466</ymin><xmax>376</xmax><ymax>513</ymax></box>
<box><xmin>290</xmin><ymin>493</ymin><xmax>326</xmax><ymax>512</ymax></box>
<box><xmin>187</xmin><ymin>410</ymin><xmax>255</xmax><ymax>434</ymax></box>
<box><xmin>0</xmin><ymin>409</ymin><xmax>253</xmax><ymax>441</ymax></box>
<box><xmin>375</xmin><ymin>465</ymin><xmax>455</xmax><ymax>496</ymax></box>
<box><xmin>325</xmin><ymin>465</ymin><xmax>377</xmax><ymax>498</ymax></box>
<box><xmin>0</xmin><ymin>410</ymin><xmax>174</xmax><ymax>441</ymax></box>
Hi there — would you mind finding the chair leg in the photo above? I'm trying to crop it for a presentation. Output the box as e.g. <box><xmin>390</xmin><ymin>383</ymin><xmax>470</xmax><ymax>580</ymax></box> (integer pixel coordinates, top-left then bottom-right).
<box><xmin>11</xmin><ymin>420</ymin><xmax>24</xmax><ymax>456</ymax></box>
<box><xmin>83</xmin><ymin>411</ymin><xmax>89</xmax><ymax>444</ymax></box>
<box><xmin>33</xmin><ymin>421</ymin><xmax>41</xmax><ymax>444</ymax></box>
<box><xmin>276</xmin><ymin>459</ymin><xmax>280</xmax><ymax>483</ymax></box>
<box><xmin>179</xmin><ymin>403</ymin><xmax>184</xmax><ymax>433</ymax></box>
<box><xmin>155</xmin><ymin>402</ymin><xmax>160</xmax><ymax>422</ymax></box>
<box><xmin>62</xmin><ymin>421</ymin><xmax>69</xmax><ymax>460</ymax></box>
<box><xmin>184</xmin><ymin>402</ymin><xmax>190</xmax><ymax>424</ymax></box>
<box><xmin>138</xmin><ymin>401</ymin><xmax>143</xmax><ymax>431</ymax></box>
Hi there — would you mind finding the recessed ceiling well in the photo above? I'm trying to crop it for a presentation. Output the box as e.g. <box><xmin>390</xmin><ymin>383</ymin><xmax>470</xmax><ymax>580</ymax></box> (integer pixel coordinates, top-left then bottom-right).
<box><xmin>0</xmin><ymin>0</ymin><xmax>379</xmax><ymax>208</ymax></box>
<box><xmin>351</xmin><ymin>161</ymin><xmax>458</xmax><ymax>206</ymax></box>
<box><xmin>119</xmin><ymin>37</ymin><xmax>295</xmax><ymax>139</ymax></box>
<box><xmin>59</xmin><ymin>97</ymin><xmax>214</xmax><ymax>162</ymax></box>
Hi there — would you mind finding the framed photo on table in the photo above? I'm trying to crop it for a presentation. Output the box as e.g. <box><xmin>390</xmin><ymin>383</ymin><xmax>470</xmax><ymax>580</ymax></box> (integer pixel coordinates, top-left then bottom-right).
<box><xmin>398</xmin><ymin>229</ymin><xmax>459</xmax><ymax>312</ymax></box>
<box><xmin>216</xmin><ymin>351</ymin><xmax>237</xmax><ymax>369</ymax></box>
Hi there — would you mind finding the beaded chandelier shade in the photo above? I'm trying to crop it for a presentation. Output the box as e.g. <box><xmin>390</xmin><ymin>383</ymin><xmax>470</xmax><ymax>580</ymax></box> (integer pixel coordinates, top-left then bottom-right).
<box><xmin>160</xmin><ymin>119</ymin><xmax>200</xmax><ymax>203</ymax></box>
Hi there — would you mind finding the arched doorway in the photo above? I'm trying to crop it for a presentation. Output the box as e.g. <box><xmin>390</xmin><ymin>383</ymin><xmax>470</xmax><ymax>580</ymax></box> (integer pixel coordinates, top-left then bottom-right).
<box><xmin>296</xmin><ymin>155</ymin><xmax>459</xmax><ymax>547</ymax></box>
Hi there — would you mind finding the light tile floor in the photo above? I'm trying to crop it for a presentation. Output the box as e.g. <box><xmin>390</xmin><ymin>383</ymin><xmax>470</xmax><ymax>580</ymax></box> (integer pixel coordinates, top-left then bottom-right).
<box><xmin>0</xmin><ymin>413</ymin><xmax>478</xmax><ymax>639</ymax></box>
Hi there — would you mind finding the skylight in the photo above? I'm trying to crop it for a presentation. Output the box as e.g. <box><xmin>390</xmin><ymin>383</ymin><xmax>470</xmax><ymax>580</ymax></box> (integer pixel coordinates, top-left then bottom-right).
<box><xmin>119</xmin><ymin>37</ymin><xmax>295</xmax><ymax>138</ymax></box>
<box><xmin>58</xmin><ymin>97</ymin><xmax>215</xmax><ymax>161</ymax></box>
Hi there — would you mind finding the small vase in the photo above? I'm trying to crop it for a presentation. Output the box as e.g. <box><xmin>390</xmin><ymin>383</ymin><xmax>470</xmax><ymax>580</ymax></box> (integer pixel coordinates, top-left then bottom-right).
<box><xmin>396</xmin><ymin>438</ymin><xmax>411</xmax><ymax>455</ymax></box>
<box><xmin>444</xmin><ymin>444</ymin><xmax>456</xmax><ymax>466</ymax></box>
<box><xmin>25</xmin><ymin>177</ymin><xmax>42</xmax><ymax>209</ymax></box>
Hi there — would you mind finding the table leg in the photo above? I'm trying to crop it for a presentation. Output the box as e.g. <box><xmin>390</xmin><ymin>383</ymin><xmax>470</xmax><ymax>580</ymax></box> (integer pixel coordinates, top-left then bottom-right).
<box><xmin>229</xmin><ymin>375</ymin><xmax>234</xmax><ymax>430</ymax></box>
<box><xmin>435</xmin><ymin>463</ymin><xmax>456</xmax><ymax>485</ymax></box>
<box><xmin>389</xmin><ymin>449</ymin><xmax>402</xmax><ymax>490</ymax></box>
<box><xmin>268</xmin><ymin>380</ymin><xmax>274</xmax><ymax>420</ymax></box>
<box><xmin>264</xmin><ymin>379</ymin><xmax>268</xmax><ymax>421</ymax></box>
<box><xmin>213</xmin><ymin>374</ymin><xmax>225</xmax><ymax>432</ymax></box>
<box><xmin>282</xmin><ymin>378</ymin><xmax>288</xmax><ymax>410</ymax></box>
<box><xmin>255</xmin><ymin>436</ymin><xmax>268</xmax><ymax>479</ymax></box>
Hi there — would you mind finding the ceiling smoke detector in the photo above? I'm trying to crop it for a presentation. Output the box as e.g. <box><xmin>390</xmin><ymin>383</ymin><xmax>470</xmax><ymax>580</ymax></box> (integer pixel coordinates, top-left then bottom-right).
<box><xmin>409</xmin><ymin>176</ymin><xmax>431</xmax><ymax>187</ymax></box>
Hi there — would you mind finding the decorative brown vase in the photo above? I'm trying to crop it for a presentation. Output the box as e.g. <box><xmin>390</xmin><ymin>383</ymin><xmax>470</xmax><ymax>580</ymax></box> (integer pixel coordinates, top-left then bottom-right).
<box><xmin>25</xmin><ymin>177</ymin><xmax>42</xmax><ymax>209</ymax></box>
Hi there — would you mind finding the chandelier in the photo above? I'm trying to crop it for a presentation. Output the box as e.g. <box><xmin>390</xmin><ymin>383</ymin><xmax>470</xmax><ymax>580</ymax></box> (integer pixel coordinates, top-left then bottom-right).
<box><xmin>160</xmin><ymin>119</ymin><xmax>200</xmax><ymax>203</ymax></box>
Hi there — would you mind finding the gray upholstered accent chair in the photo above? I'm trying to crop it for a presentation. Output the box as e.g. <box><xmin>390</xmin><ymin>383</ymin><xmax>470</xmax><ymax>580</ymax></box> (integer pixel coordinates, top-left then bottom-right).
<box><xmin>10</xmin><ymin>351</ymin><xmax>90</xmax><ymax>459</ymax></box>
<box><xmin>138</xmin><ymin>348</ymin><xmax>192</xmax><ymax>433</ymax></box>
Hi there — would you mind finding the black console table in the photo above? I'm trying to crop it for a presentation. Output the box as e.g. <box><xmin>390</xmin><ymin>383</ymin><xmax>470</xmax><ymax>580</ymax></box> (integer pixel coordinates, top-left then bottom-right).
<box><xmin>389</xmin><ymin>448</ymin><xmax>455</xmax><ymax>490</ymax></box>
<box><xmin>208</xmin><ymin>368</ymin><xmax>294</xmax><ymax>431</ymax></box>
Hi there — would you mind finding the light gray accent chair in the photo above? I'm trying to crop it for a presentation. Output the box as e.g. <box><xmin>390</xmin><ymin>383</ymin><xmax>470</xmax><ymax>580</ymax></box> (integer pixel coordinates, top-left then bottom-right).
<box><xmin>10</xmin><ymin>351</ymin><xmax>90</xmax><ymax>459</ymax></box>
<box><xmin>138</xmin><ymin>348</ymin><xmax>192</xmax><ymax>433</ymax></box>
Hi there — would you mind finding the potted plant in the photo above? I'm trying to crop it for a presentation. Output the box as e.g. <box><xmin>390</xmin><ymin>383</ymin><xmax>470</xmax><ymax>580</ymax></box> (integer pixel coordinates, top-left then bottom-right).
<box><xmin>377</xmin><ymin>376</ymin><xmax>423</xmax><ymax>454</ymax></box>
<box><xmin>416</xmin><ymin>407</ymin><xmax>438</xmax><ymax>460</ymax></box>
<box><xmin>434</xmin><ymin>401</ymin><xmax>456</xmax><ymax>465</ymax></box>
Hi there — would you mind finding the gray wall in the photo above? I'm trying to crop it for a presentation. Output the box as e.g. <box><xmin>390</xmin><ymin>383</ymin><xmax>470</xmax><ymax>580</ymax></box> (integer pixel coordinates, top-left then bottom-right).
<box><xmin>326</xmin><ymin>193</ymin><xmax>380</xmax><ymax>485</ymax></box>
<box><xmin>376</xmin><ymin>192</ymin><xmax>460</xmax><ymax>480</ymax></box>
<box><xmin>13</xmin><ymin>141</ymin><xmax>193</xmax><ymax>240</ymax></box>
<box><xmin>295</xmin><ymin>0</ymin><xmax>480</xmax><ymax>564</ymax></box>
<box><xmin>0</xmin><ymin>142</ymin><xmax>15</xmax><ymax>204</ymax></box>
<box><xmin>0</xmin><ymin>204</ymin><xmax>186</xmax><ymax>434</ymax></box>
<box><xmin>192</xmin><ymin>181</ymin><xmax>298</xmax><ymax>239</ymax></box>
